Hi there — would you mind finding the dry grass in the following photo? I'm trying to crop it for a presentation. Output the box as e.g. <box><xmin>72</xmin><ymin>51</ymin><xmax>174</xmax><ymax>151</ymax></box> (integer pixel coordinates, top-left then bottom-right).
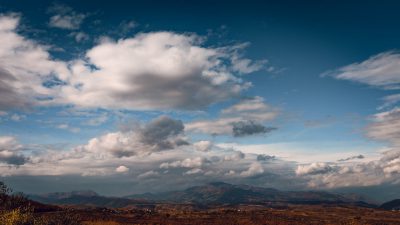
<box><xmin>83</xmin><ymin>221</ymin><xmax>121</xmax><ymax>225</ymax></box>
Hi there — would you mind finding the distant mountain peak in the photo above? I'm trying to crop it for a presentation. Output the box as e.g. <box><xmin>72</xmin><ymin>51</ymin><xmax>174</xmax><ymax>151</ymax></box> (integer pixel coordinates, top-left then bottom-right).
<box><xmin>30</xmin><ymin>183</ymin><xmax>375</xmax><ymax>209</ymax></box>
<box><xmin>207</xmin><ymin>181</ymin><xmax>231</xmax><ymax>186</ymax></box>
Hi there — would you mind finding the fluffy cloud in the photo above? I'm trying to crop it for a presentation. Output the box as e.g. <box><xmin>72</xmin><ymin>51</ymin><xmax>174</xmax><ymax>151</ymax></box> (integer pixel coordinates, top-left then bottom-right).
<box><xmin>193</xmin><ymin>140</ymin><xmax>213</xmax><ymax>152</ymax></box>
<box><xmin>48</xmin><ymin>4</ymin><xmax>86</xmax><ymax>30</ymax></box>
<box><xmin>115</xmin><ymin>165</ymin><xmax>129</xmax><ymax>173</ymax></box>
<box><xmin>367</xmin><ymin>109</ymin><xmax>400</xmax><ymax>176</ymax></box>
<box><xmin>326</xmin><ymin>52</ymin><xmax>400</xmax><ymax>90</ymax></box>
<box><xmin>240</xmin><ymin>162</ymin><xmax>264</xmax><ymax>177</ymax></box>
<box><xmin>0</xmin><ymin>136</ymin><xmax>27</xmax><ymax>166</ymax></box>
<box><xmin>0</xmin><ymin>15</ymin><xmax>264</xmax><ymax>113</ymax></box>
<box><xmin>297</xmin><ymin>52</ymin><xmax>400</xmax><ymax>188</ymax></box>
<box><xmin>296</xmin><ymin>162</ymin><xmax>385</xmax><ymax>188</ymax></box>
<box><xmin>296</xmin><ymin>107</ymin><xmax>400</xmax><ymax>188</ymax></box>
<box><xmin>0</xmin><ymin>14</ymin><xmax>69</xmax><ymax>111</ymax></box>
<box><xmin>160</xmin><ymin>157</ymin><xmax>206</xmax><ymax>169</ymax></box>
<box><xmin>0</xmin><ymin>124</ymin><xmax>299</xmax><ymax>193</ymax></box>
<box><xmin>75</xmin><ymin>116</ymin><xmax>186</xmax><ymax>157</ymax></box>
<box><xmin>57</xmin><ymin>32</ymin><xmax>263</xmax><ymax>110</ymax></box>
<box><xmin>186</xmin><ymin>96</ymin><xmax>278</xmax><ymax>136</ymax></box>
<box><xmin>296</xmin><ymin>162</ymin><xmax>336</xmax><ymax>176</ymax></box>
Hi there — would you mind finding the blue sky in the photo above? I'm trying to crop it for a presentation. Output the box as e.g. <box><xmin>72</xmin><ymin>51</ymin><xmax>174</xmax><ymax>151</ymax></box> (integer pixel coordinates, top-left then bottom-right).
<box><xmin>0</xmin><ymin>0</ymin><xmax>399</xmax><ymax>201</ymax></box>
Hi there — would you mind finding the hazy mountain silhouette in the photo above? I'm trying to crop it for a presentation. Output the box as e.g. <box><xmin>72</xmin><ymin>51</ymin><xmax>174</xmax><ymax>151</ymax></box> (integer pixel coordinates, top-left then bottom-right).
<box><xmin>380</xmin><ymin>199</ymin><xmax>400</xmax><ymax>210</ymax></box>
<box><xmin>29</xmin><ymin>182</ymin><xmax>376</xmax><ymax>208</ymax></box>
<box><xmin>127</xmin><ymin>182</ymin><xmax>374</xmax><ymax>207</ymax></box>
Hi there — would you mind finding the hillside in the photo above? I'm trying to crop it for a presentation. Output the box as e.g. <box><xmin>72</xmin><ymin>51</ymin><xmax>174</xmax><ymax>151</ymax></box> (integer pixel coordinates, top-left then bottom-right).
<box><xmin>380</xmin><ymin>199</ymin><xmax>400</xmax><ymax>210</ymax></box>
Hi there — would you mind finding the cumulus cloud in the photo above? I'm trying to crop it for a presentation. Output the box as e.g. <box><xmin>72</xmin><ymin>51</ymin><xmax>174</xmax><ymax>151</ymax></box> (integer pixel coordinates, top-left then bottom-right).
<box><xmin>0</xmin><ymin>136</ymin><xmax>28</xmax><ymax>166</ymax></box>
<box><xmin>296</xmin><ymin>162</ymin><xmax>385</xmax><ymax>188</ymax></box>
<box><xmin>240</xmin><ymin>162</ymin><xmax>264</xmax><ymax>177</ymax></box>
<box><xmin>326</xmin><ymin>51</ymin><xmax>400</xmax><ymax>90</ymax></box>
<box><xmin>0</xmin><ymin>14</ymin><xmax>69</xmax><ymax>111</ymax></box>
<box><xmin>160</xmin><ymin>157</ymin><xmax>205</xmax><ymax>169</ymax></box>
<box><xmin>296</xmin><ymin>162</ymin><xmax>337</xmax><ymax>176</ymax></box>
<box><xmin>295</xmin><ymin>107</ymin><xmax>400</xmax><ymax>188</ymax></box>
<box><xmin>0</xmin><ymin>126</ymin><xmax>299</xmax><ymax>193</ymax></box>
<box><xmin>48</xmin><ymin>3</ymin><xmax>86</xmax><ymax>30</ymax></box>
<box><xmin>193</xmin><ymin>140</ymin><xmax>213</xmax><ymax>152</ymax></box>
<box><xmin>57</xmin><ymin>32</ymin><xmax>262</xmax><ymax>110</ymax></box>
<box><xmin>0</xmin><ymin>15</ymin><xmax>265</xmax><ymax>113</ymax></box>
<box><xmin>115</xmin><ymin>165</ymin><xmax>129</xmax><ymax>173</ymax></box>
<box><xmin>223</xmin><ymin>150</ymin><xmax>245</xmax><ymax>161</ymax></box>
<box><xmin>186</xmin><ymin>96</ymin><xmax>278</xmax><ymax>136</ymax></box>
<box><xmin>139</xmin><ymin>116</ymin><xmax>187</xmax><ymax>150</ymax></box>
<box><xmin>75</xmin><ymin>116</ymin><xmax>186</xmax><ymax>157</ymax></box>
<box><xmin>302</xmin><ymin>52</ymin><xmax>400</xmax><ymax>188</ymax></box>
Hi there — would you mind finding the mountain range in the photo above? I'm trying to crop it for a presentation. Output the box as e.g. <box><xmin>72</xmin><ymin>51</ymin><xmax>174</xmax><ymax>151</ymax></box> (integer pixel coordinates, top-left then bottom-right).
<box><xmin>29</xmin><ymin>182</ymin><xmax>378</xmax><ymax>208</ymax></box>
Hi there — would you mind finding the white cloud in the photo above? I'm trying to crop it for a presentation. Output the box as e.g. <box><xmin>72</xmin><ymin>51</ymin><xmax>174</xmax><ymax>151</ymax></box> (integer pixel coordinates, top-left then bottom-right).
<box><xmin>0</xmin><ymin>15</ymin><xmax>266</xmax><ymax>113</ymax></box>
<box><xmin>56</xmin><ymin>123</ymin><xmax>80</xmax><ymax>133</ymax></box>
<box><xmin>293</xmin><ymin>107</ymin><xmax>400</xmax><ymax>188</ymax></box>
<box><xmin>240</xmin><ymin>162</ymin><xmax>264</xmax><ymax>177</ymax></box>
<box><xmin>83</xmin><ymin>113</ymin><xmax>108</xmax><ymax>126</ymax></box>
<box><xmin>367</xmin><ymin>107</ymin><xmax>400</xmax><ymax>146</ymax></box>
<box><xmin>379</xmin><ymin>93</ymin><xmax>400</xmax><ymax>110</ymax></box>
<box><xmin>48</xmin><ymin>4</ymin><xmax>86</xmax><ymax>30</ymax></box>
<box><xmin>57</xmin><ymin>32</ymin><xmax>260</xmax><ymax>110</ymax></box>
<box><xmin>193</xmin><ymin>140</ymin><xmax>213</xmax><ymax>152</ymax></box>
<box><xmin>186</xmin><ymin>96</ymin><xmax>278</xmax><ymax>136</ymax></box>
<box><xmin>223</xmin><ymin>150</ymin><xmax>245</xmax><ymax>161</ymax></box>
<box><xmin>0</xmin><ymin>136</ymin><xmax>27</xmax><ymax>166</ymax></box>
<box><xmin>0</xmin><ymin>14</ymin><xmax>69</xmax><ymax>111</ymax></box>
<box><xmin>137</xmin><ymin>170</ymin><xmax>159</xmax><ymax>179</ymax></box>
<box><xmin>326</xmin><ymin>51</ymin><xmax>400</xmax><ymax>90</ymax></box>
<box><xmin>115</xmin><ymin>165</ymin><xmax>129</xmax><ymax>173</ymax></box>
<box><xmin>75</xmin><ymin>116</ymin><xmax>186</xmax><ymax>158</ymax></box>
<box><xmin>160</xmin><ymin>157</ymin><xmax>205</xmax><ymax>169</ymax></box>
<box><xmin>10</xmin><ymin>114</ymin><xmax>25</xmax><ymax>122</ymax></box>
<box><xmin>185</xmin><ymin>168</ymin><xmax>204</xmax><ymax>175</ymax></box>
<box><xmin>296</xmin><ymin>162</ymin><xmax>336</xmax><ymax>176</ymax></box>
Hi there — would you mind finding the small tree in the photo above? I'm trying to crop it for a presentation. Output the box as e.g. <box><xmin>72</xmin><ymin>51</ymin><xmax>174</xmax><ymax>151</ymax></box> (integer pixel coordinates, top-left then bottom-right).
<box><xmin>0</xmin><ymin>181</ymin><xmax>12</xmax><ymax>208</ymax></box>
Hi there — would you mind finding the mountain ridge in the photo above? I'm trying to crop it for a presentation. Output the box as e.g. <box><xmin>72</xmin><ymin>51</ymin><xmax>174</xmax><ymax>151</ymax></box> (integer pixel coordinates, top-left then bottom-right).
<box><xmin>29</xmin><ymin>182</ymin><xmax>376</xmax><ymax>208</ymax></box>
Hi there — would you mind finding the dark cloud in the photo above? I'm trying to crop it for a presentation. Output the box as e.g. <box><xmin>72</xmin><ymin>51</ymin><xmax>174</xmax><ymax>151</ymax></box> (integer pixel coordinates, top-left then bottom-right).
<box><xmin>232</xmin><ymin>120</ymin><xmax>277</xmax><ymax>137</ymax></box>
<box><xmin>0</xmin><ymin>154</ymin><xmax>28</xmax><ymax>166</ymax></box>
<box><xmin>140</xmin><ymin>116</ymin><xmax>185</xmax><ymax>150</ymax></box>
<box><xmin>0</xmin><ymin>68</ymin><xmax>30</xmax><ymax>111</ymax></box>
<box><xmin>257</xmin><ymin>154</ymin><xmax>276</xmax><ymax>161</ymax></box>
<box><xmin>0</xmin><ymin>136</ymin><xmax>28</xmax><ymax>166</ymax></box>
<box><xmin>338</xmin><ymin>154</ymin><xmax>365</xmax><ymax>162</ymax></box>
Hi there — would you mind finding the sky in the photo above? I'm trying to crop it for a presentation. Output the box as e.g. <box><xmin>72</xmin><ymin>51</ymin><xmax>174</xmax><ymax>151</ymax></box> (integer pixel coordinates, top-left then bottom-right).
<box><xmin>0</xmin><ymin>0</ymin><xmax>400</xmax><ymax>202</ymax></box>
